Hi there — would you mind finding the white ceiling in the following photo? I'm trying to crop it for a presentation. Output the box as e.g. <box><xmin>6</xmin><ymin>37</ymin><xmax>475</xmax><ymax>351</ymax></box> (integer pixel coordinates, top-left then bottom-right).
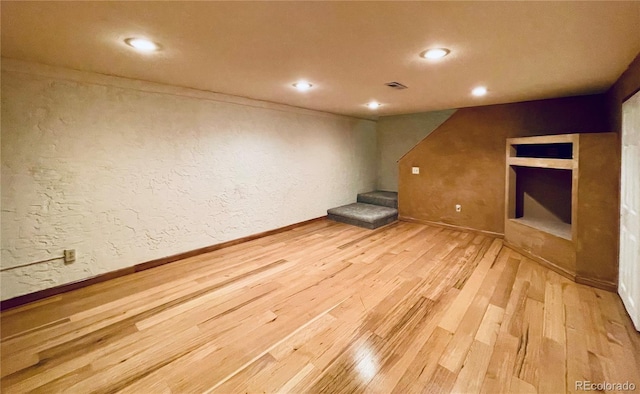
<box><xmin>2</xmin><ymin>1</ymin><xmax>639</xmax><ymax>119</ymax></box>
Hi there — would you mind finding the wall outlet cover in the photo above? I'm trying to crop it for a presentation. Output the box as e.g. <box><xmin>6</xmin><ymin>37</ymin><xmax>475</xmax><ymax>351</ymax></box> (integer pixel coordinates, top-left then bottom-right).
<box><xmin>412</xmin><ymin>167</ymin><xmax>420</xmax><ymax>174</ymax></box>
<box><xmin>64</xmin><ymin>249</ymin><xmax>76</xmax><ymax>264</ymax></box>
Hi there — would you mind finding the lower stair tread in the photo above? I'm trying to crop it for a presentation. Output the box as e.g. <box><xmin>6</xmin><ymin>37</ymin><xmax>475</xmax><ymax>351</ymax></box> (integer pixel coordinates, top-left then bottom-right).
<box><xmin>327</xmin><ymin>203</ymin><xmax>398</xmax><ymax>229</ymax></box>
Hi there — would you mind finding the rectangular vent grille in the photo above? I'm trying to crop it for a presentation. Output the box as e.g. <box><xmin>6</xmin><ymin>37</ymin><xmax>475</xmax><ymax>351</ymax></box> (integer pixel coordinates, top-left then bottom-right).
<box><xmin>385</xmin><ymin>82</ymin><xmax>408</xmax><ymax>90</ymax></box>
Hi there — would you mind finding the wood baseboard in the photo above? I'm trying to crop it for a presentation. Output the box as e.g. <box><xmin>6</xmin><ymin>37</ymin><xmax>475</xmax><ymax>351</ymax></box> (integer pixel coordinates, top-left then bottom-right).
<box><xmin>399</xmin><ymin>216</ymin><xmax>504</xmax><ymax>238</ymax></box>
<box><xmin>575</xmin><ymin>275</ymin><xmax>618</xmax><ymax>293</ymax></box>
<box><xmin>0</xmin><ymin>216</ymin><xmax>327</xmax><ymax>311</ymax></box>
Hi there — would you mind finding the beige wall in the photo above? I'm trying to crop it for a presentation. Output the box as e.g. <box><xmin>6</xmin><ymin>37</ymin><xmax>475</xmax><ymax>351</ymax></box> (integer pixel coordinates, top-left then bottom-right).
<box><xmin>0</xmin><ymin>60</ymin><xmax>377</xmax><ymax>301</ymax></box>
<box><xmin>376</xmin><ymin>110</ymin><xmax>455</xmax><ymax>191</ymax></box>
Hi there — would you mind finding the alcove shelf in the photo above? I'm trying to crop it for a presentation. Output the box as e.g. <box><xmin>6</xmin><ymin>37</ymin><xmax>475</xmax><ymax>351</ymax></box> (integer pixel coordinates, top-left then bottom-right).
<box><xmin>504</xmin><ymin>133</ymin><xmax>618</xmax><ymax>291</ymax></box>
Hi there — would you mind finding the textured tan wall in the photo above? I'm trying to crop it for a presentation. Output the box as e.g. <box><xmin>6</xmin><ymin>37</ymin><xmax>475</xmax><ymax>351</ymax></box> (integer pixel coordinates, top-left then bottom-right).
<box><xmin>398</xmin><ymin>94</ymin><xmax>609</xmax><ymax>234</ymax></box>
<box><xmin>575</xmin><ymin>133</ymin><xmax>619</xmax><ymax>285</ymax></box>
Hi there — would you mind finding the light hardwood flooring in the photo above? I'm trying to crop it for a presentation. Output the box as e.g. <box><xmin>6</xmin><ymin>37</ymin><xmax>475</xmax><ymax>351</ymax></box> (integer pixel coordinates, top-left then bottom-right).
<box><xmin>1</xmin><ymin>220</ymin><xmax>639</xmax><ymax>393</ymax></box>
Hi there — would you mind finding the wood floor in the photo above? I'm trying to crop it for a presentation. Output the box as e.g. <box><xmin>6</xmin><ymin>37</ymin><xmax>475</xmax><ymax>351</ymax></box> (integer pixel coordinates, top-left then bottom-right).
<box><xmin>1</xmin><ymin>220</ymin><xmax>639</xmax><ymax>393</ymax></box>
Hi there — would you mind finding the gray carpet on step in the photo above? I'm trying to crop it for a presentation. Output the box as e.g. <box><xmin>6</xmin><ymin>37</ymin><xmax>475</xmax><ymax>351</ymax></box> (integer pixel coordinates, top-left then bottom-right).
<box><xmin>357</xmin><ymin>191</ymin><xmax>398</xmax><ymax>209</ymax></box>
<box><xmin>327</xmin><ymin>202</ymin><xmax>398</xmax><ymax>230</ymax></box>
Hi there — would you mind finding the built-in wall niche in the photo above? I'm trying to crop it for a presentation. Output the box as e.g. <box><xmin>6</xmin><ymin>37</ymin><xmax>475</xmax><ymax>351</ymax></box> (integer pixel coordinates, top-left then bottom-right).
<box><xmin>514</xmin><ymin>167</ymin><xmax>572</xmax><ymax>239</ymax></box>
<box><xmin>504</xmin><ymin>133</ymin><xmax>618</xmax><ymax>292</ymax></box>
<box><xmin>515</xmin><ymin>142</ymin><xmax>573</xmax><ymax>159</ymax></box>
<box><xmin>505</xmin><ymin>134</ymin><xmax>577</xmax><ymax>243</ymax></box>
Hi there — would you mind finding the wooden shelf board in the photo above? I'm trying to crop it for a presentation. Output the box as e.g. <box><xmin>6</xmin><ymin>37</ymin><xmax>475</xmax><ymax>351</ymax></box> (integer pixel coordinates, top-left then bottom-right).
<box><xmin>507</xmin><ymin>157</ymin><xmax>574</xmax><ymax>169</ymax></box>
<box><xmin>509</xmin><ymin>217</ymin><xmax>572</xmax><ymax>240</ymax></box>
<box><xmin>507</xmin><ymin>134</ymin><xmax>577</xmax><ymax>145</ymax></box>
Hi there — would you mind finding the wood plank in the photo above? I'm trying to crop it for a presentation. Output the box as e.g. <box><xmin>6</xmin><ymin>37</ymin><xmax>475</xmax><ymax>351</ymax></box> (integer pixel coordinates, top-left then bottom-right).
<box><xmin>543</xmin><ymin>272</ymin><xmax>566</xmax><ymax>344</ymax></box>
<box><xmin>578</xmin><ymin>286</ymin><xmax>611</xmax><ymax>358</ymax></box>
<box><xmin>391</xmin><ymin>327</ymin><xmax>453</xmax><ymax>393</ymax></box>
<box><xmin>507</xmin><ymin>156</ymin><xmax>574</xmax><ymax>170</ymax></box>
<box><xmin>438</xmin><ymin>239</ymin><xmax>503</xmax><ymax>333</ymax></box>
<box><xmin>364</xmin><ymin>287</ymin><xmax>460</xmax><ymax>393</ymax></box>
<box><xmin>564</xmin><ymin>283</ymin><xmax>592</xmax><ymax>392</ymax></box>
<box><xmin>595</xmin><ymin>290</ymin><xmax>640</xmax><ymax>387</ymax></box>
<box><xmin>424</xmin><ymin>364</ymin><xmax>457</xmax><ymax>394</ymax></box>
<box><xmin>514</xmin><ymin>297</ymin><xmax>543</xmax><ymax>387</ymax></box>
<box><xmin>475</xmin><ymin>304</ymin><xmax>505</xmax><ymax>346</ymax></box>
<box><xmin>510</xmin><ymin>376</ymin><xmax>537</xmax><ymax>393</ymax></box>
<box><xmin>481</xmin><ymin>256</ymin><xmax>533</xmax><ymax>394</ymax></box>
<box><xmin>450</xmin><ymin>339</ymin><xmax>494</xmax><ymax>393</ymax></box>
<box><xmin>539</xmin><ymin>337</ymin><xmax>566</xmax><ymax>393</ymax></box>
<box><xmin>507</xmin><ymin>133</ymin><xmax>577</xmax><ymax>146</ymax></box>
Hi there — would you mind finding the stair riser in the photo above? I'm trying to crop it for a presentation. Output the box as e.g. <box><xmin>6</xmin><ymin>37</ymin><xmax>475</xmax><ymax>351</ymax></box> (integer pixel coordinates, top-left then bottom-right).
<box><xmin>356</xmin><ymin>195</ymin><xmax>398</xmax><ymax>209</ymax></box>
<box><xmin>328</xmin><ymin>213</ymin><xmax>398</xmax><ymax>229</ymax></box>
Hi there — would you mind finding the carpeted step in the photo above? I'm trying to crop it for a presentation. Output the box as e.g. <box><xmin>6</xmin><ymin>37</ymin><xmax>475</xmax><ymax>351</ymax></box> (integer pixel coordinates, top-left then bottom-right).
<box><xmin>327</xmin><ymin>202</ymin><xmax>398</xmax><ymax>230</ymax></box>
<box><xmin>357</xmin><ymin>191</ymin><xmax>398</xmax><ymax>209</ymax></box>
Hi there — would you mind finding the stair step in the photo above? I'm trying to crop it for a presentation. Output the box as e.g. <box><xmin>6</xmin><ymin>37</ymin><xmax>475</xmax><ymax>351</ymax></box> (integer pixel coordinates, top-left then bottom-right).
<box><xmin>357</xmin><ymin>191</ymin><xmax>398</xmax><ymax>208</ymax></box>
<box><xmin>327</xmin><ymin>203</ymin><xmax>398</xmax><ymax>230</ymax></box>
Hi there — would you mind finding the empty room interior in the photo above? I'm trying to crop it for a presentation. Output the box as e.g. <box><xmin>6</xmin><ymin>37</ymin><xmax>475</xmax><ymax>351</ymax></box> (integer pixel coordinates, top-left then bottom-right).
<box><xmin>2</xmin><ymin>2</ymin><xmax>640</xmax><ymax>393</ymax></box>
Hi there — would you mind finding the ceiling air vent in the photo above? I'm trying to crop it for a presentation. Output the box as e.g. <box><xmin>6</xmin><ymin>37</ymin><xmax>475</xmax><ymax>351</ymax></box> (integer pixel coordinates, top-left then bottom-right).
<box><xmin>385</xmin><ymin>82</ymin><xmax>408</xmax><ymax>90</ymax></box>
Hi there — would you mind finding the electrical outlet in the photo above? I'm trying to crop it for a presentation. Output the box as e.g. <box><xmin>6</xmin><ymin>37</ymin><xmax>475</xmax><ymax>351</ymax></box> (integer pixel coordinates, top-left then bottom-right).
<box><xmin>412</xmin><ymin>167</ymin><xmax>420</xmax><ymax>175</ymax></box>
<box><xmin>64</xmin><ymin>249</ymin><xmax>76</xmax><ymax>264</ymax></box>
<box><xmin>455</xmin><ymin>204</ymin><xmax>462</xmax><ymax>212</ymax></box>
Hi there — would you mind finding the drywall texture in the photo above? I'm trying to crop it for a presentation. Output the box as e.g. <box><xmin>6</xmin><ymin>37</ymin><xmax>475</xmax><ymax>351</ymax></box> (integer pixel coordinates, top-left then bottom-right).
<box><xmin>398</xmin><ymin>94</ymin><xmax>610</xmax><ymax>234</ymax></box>
<box><xmin>376</xmin><ymin>110</ymin><xmax>455</xmax><ymax>191</ymax></box>
<box><xmin>0</xmin><ymin>61</ymin><xmax>377</xmax><ymax>301</ymax></box>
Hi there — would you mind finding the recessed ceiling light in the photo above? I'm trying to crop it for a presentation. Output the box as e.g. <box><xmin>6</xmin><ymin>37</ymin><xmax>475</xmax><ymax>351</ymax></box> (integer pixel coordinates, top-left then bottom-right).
<box><xmin>124</xmin><ymin>38</ymin><xmax>159</xmax><ymax>53</ymax></box>
<box><xmin>367</xmin><ymin>101</ymin><xmax>381</xmax><ymax>109</ymax></box>
<box><xmin>420</xmin><ymin>48</ymin><xmax>450</xmax><ymax>60</ymax></box>
<box><xmin>472</xmin><ymin>86</ymin><xmax>488</xmax><ymax>97</ymax></box>
<box><xmin>292</xmin><ymin>81</ymin><xmax>313</xmax><ymax>91</ymax></box>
